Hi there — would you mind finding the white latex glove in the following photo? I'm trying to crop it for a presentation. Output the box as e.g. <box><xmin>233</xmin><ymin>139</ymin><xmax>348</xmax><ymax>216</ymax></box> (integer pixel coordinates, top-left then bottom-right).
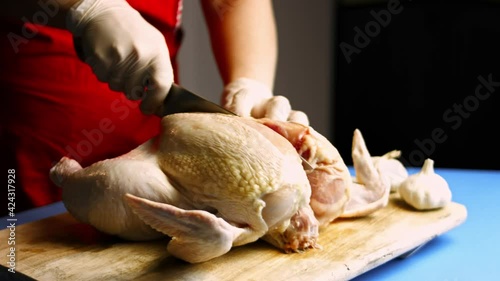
<box><xmin>66</xmin><ymin>0</ymin><xmax>173</xmax><ymax>115</ymax></box>
<box><xmin>222</xmin><ymin>78</ymin><xmax>309</xmax><ymax>126</ymax></box>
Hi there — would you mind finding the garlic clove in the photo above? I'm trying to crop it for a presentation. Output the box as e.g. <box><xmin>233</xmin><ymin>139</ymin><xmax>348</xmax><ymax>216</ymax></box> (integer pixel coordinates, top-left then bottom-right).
<box><xmin>371</xmin><ymin>150</ymin><xmax>408</xmax><ymax>193</ymax></box>
<box><xmin>398</xmin><ymin>159</ymin><xmax>452</xmax><ymax>210</ymax></box>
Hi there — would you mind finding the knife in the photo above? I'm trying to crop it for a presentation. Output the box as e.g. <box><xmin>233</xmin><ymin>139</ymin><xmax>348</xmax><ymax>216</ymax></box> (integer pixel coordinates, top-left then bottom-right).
<box><xmin>158</xmin><ymin>84</ymin><xmax>235</xmax><ymax>116</ymax></box>
<box><xmin>159</xmin><ymin>84</ymin><xmax>314</xmax><ymax>170</ymax></box>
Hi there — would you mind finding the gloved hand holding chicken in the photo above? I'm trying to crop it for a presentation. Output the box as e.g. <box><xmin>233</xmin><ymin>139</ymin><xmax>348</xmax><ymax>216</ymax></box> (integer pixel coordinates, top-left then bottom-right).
<box><xmin>222</xmin><ymin>77</ymin><xmax>310</xmax><ymax>125</ymax></box>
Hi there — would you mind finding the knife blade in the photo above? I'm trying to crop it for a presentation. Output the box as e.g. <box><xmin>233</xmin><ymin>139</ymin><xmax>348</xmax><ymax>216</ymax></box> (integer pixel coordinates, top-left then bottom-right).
<box><xmin>158</xmin><ymin>84</ymin><xmax>314</xmax><ymax>170</ymax></box>
<box><xmin>159</xmin><ymin>84</ymin><xmax>235</xmax><ymax>116</ymax></box>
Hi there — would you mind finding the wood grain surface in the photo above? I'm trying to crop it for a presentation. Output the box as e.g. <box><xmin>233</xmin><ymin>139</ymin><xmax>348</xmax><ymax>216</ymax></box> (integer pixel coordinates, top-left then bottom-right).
<box><xmin>0</xmin><ymin>194</ymin><xmax>467</xmax><ymax>281</ymax></box>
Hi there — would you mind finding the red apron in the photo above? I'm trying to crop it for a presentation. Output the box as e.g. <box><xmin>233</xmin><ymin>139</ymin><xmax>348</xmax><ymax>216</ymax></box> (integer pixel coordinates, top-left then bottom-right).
<box><xmin>0</xmin><ymin>0</ymin><xmax>183</xmax><ymax>214</ymax></box>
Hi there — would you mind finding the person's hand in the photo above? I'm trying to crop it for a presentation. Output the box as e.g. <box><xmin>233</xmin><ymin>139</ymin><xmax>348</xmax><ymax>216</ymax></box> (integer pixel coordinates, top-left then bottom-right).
<box><xmin>222</xmin><ymin>78</ymin><xmax>309</xmax><ymax>126</ymax></box>
<box><xmin>66</xmin><ymin>0</ymin><xmax>173</xmax><ymax>115</ymax></box>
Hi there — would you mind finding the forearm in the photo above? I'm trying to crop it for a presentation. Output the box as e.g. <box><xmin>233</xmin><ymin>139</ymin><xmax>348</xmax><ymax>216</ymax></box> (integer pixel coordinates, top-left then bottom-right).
<box><xmin>201</xmin><ymin>0</ymin><xmax>277</xmax><ymax>89</ymax></box>
<box><xmin>2</xmin><ymin>0</ymin><xmax>81</xmax><ymax>29</ymax></box>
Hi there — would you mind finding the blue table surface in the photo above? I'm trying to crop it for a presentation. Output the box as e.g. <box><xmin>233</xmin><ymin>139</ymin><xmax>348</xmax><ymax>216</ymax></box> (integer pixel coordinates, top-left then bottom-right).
<box><xmin>2</xmin><ymin>168</ymin><xmax>499</xmax><ymax>280</ymax></box>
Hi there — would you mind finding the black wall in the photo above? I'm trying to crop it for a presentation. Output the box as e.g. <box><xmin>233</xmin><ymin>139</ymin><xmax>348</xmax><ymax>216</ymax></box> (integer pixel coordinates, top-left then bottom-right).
<box><xmin>334</xmin><ymin>0</ymin><xmax>500</xmax><ymax>170</ymax></box>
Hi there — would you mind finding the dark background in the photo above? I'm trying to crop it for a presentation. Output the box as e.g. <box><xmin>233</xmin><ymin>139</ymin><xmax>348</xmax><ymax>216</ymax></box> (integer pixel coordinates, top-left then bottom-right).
<box><xmin>333</xmin><ymin>0</ymin><xmax>500</xmax><ymax>170</ymax></box>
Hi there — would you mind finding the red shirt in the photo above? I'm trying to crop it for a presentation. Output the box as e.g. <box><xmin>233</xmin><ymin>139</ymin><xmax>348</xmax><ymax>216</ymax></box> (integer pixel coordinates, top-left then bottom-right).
<box><xmin>0</xmin><ymin>0</ymin><xmax>183</xmax><ymax>214</ymax></box>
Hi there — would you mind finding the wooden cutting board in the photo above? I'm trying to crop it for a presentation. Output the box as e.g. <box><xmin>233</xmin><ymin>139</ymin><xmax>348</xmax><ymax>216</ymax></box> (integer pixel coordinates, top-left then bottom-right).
<box><xmin>1</xmin><ymin>194</ymin><xmax>467</xmax><ymax>281</ymax></box>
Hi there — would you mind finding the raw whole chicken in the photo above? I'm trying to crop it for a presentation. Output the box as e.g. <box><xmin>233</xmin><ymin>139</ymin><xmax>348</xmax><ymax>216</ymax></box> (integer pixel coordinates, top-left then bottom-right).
<box><xmin>50</xmin><ymin>113</ymin><xmax>389</xmax><ymax>263</ymax></box>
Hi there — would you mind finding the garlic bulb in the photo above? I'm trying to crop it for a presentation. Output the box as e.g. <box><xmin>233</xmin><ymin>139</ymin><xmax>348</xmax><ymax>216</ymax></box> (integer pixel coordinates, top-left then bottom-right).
<box><xmin>398</xmin><ymin>159</ymin><xmax>452</xmax><ymax>210</ymax></box>
<box><xmin>371</xmin><ymin>150</ymin><xmax>408</xmax><ymax>192</ymax></box>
